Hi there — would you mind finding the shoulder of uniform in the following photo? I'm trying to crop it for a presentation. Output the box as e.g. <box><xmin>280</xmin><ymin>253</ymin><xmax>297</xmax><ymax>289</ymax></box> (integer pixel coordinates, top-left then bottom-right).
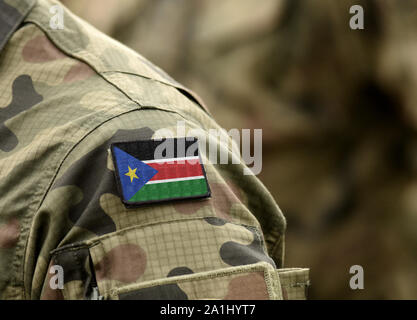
<box><xmin>24</xmin><ymin>0</ymin><xmax>208</xmax><ymax>113</ymax></box>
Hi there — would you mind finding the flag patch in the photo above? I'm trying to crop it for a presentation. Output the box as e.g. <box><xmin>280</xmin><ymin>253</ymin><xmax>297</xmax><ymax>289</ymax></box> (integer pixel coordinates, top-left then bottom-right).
<box><xmin>111</xmin><ymin>138</ymin><xmax>210</xmax><ymax>206</ymax></box>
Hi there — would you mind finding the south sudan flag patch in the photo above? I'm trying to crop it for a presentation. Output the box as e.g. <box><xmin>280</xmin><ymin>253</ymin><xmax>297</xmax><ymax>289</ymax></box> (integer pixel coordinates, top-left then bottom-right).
<box><xmin>111</xmin><ymin>138</ymin><xmax>210</xmax><ymax>206</ymax></box>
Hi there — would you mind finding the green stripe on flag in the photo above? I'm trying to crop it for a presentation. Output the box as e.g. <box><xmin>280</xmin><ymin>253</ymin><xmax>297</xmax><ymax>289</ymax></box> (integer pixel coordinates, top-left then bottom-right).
<box><xmin>128</xmin><ymin>178</ymin><xmax>208</xmax><ymax>202</ymax></box>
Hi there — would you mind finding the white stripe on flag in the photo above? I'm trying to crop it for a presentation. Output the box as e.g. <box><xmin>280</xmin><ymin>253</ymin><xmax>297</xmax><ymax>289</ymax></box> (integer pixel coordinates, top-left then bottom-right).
<box><xmin>146</xmin><ymin>175</ymin><xmax>205</xmax><ymax>184</ymax></box>
<box><xmin>143</xmin><ymin>156</ymin><xmax>199</xmax><ymax>164</ymax></box>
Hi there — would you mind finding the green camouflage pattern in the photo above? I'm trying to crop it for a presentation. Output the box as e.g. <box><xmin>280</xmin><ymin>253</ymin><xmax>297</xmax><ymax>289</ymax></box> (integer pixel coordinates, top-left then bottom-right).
<box><xmin>0</xmin><ymin>0</ymin><xmax>307</xmax><ymax>299</ymax></box>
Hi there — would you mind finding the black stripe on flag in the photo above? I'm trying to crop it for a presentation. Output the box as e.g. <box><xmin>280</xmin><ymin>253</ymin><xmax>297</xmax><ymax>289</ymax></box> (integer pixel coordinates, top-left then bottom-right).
<box><xmin>112</xmin><ymin>138</ymin><xmax>199</xmax><ymax>161</ymax></box>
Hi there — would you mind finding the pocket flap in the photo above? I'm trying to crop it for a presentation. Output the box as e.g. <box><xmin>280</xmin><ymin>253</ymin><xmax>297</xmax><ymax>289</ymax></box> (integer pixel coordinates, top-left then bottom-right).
<box><xmin>110</xmin><ymin>262</ymin><xmax>283</xmax><ymax>300</ymax></box>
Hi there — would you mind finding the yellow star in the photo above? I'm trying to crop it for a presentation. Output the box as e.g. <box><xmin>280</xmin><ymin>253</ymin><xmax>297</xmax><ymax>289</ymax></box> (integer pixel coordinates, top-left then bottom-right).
<box><xmin>125</xmin><ymin>166</ymin><xmax>139</xmax><ymax>183</ymax></box>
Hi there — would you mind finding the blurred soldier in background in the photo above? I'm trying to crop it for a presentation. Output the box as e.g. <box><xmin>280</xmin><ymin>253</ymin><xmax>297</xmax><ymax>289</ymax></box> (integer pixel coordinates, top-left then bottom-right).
<box><xmin>0</xmin><ymin>0</ymin><xmax>309</xmax><ymax>299</ymax></box>
<box><xmin>63</xmin><ymin>0</ymin><xmax>417</xmax><ymax>299</ymax></box>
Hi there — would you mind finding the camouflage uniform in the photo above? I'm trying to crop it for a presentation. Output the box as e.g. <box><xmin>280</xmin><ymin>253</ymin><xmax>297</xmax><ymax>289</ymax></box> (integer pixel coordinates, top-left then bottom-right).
<box><xmin>0</xmin><ymin>0</ymin><xmax>309</xmax><ymax>300</ymax></box>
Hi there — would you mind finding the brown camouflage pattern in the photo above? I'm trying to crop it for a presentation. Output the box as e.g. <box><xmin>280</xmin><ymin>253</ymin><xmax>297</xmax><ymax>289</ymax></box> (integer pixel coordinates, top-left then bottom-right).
<box><xmin>0</xmin><ymin>0</ymin><xmax>307</xmax><ymax>299</ymax></box>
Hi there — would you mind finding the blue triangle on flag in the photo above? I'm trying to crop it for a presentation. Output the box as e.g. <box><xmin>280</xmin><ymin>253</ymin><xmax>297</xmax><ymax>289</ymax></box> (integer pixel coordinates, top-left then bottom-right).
<box><xmin>112</xmin><ymin>146</ymin><xmax>158</xmax><ymax>201</ymax></box>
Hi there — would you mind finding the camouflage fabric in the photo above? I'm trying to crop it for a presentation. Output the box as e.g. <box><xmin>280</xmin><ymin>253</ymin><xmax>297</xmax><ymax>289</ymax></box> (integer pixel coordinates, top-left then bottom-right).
<box><xmin>0</xmin><ymin>0</ymin><xmax>308</xmax><ymax>299</ymax></box>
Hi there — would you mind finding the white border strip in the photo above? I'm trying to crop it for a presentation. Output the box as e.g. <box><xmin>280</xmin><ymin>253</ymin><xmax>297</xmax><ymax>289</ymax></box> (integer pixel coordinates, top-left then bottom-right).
<box><xmin>147</xmin><ymin>176</ymin><xmax>205</xmax><ymax>184</ymax></box>
<box><xmin>143</xmin><ymin>156</ymin><xmax>200</xmax><ymax>164</ymax></box>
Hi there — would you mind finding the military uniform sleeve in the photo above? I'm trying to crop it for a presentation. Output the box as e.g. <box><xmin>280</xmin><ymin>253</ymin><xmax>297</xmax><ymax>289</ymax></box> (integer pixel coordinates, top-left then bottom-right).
<box><xmin>31</xmin><ymin>107</ymin><xmax>301</xmax><ymax>300</ymax></box>
<box><xmin>0</xmin><ymin>0</ymin><xmax>308</xmax><ymax>300</ymax></box>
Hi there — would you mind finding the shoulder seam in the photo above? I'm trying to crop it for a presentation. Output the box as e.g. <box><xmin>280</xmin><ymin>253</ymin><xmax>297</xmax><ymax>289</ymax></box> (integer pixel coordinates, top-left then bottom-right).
<box><xmin>24</xmin><ymin>8</ymin><xmax>210</xmax><ymax>114</ymax></box>
<box><xmin>23</xmin><ymin>21</ymin><xmax>145</xmax><ymax>109</ymax></box>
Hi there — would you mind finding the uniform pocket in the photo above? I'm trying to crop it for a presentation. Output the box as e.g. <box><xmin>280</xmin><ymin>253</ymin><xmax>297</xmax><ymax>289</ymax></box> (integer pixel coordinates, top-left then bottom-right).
<box><xmin>49</xmin><ymin>217</ymin><xmax>280</xmax><ymax>300</ymax></box>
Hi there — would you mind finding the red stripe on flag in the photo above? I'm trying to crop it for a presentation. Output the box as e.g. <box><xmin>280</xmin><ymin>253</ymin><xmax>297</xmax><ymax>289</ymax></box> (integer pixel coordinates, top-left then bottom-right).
<box><xmin>147</xmin><ymin>159</ymin><xmax>203</xmax><ymax>181</ymax></box>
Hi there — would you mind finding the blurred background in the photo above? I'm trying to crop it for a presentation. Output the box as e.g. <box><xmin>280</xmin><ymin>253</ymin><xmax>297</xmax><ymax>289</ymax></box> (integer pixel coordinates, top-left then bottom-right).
<box><xmin>60</xmin><ymin>0</ymin><xmax>417</xmax><ymax>299</ymax></box>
